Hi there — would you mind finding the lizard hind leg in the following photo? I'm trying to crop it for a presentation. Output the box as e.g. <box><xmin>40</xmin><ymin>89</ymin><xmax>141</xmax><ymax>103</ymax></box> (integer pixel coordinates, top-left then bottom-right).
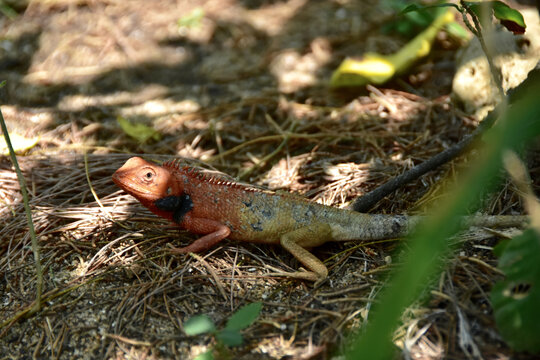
<box><xmin>276</xmin><ymin>224</ymin><xmax>334</xmax><ymax>283</ymax></box>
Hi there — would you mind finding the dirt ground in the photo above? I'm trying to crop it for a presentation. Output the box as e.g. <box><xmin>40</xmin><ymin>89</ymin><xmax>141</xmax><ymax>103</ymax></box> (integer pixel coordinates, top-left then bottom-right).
<box><xmin>0</xmin><ymin>1</ymin><xmax>538</xmax><ymax>359</ymax></box>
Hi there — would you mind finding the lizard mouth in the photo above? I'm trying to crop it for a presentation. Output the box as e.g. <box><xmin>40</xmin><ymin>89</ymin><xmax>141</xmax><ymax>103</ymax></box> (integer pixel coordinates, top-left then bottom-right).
<box><xmin>112</xmin><ymin>170</ymin><xmax>160</xmax><ymax>201</ymax></box>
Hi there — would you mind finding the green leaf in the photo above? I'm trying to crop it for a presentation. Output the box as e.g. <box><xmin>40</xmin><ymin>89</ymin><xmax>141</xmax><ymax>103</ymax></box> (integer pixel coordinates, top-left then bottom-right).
<box><xmin>400</xmin><ymin>3</ymin><xmax>458</xmax><ymax>16</ymax></box>
<box><xmin>184</xmin><ymin>315</ymin><xmax>216</xmax><ymax>336</ymax></box>
<box><xmin>225</xmin><ymin>302</ymin><xmax>262</xmax><ymax>331</ymax></box>
<box><xmin>491</xmin><ymin>229</ymin><xmax>540</xmax><ymax>353</ymax></box>
<box><xmin>216</xmin><ymin>329</ymin><xmax>243</xmax><ymax>347</ymax></box>
<box><xmin>444</xmin><ymin>22</ymin><xmax>469</xmax><ymax>40</ymax></box>
<box><xmin>193</xmin><ymin>350</ymin><xmax>214</xmax><ymax>360</ymax></box>
<box><xmin>464</xmin><ymin>1</ymin><xmax>526</xmax><ymax>34</ymax></box>
<box><xmin>117</xmin><ymin>116</ymin><xmax>161</xmax><ymax>143</ymax></box>
<box><xmin>0</xmin><ymin>80</ymin><xmax>6</xmax><ymax>88</ymax></box>
<box><xmin>399</xmin><ymin>3</ymin><xmax>424</xmax><ymax>15</ymax></box>
<box><xmin>492</xmin><ymin>1</ymin><xmax>526</xmax><ymax>34</ymax></box>
<box><xmin>178</xmin><ymin>8</ymin><xmax>205</xmax><ymax>29</ymax></box>
<box><xmin>387</xmin><ymin>4</ymin><xmax>444</xmax><ymax>38</ymax></box>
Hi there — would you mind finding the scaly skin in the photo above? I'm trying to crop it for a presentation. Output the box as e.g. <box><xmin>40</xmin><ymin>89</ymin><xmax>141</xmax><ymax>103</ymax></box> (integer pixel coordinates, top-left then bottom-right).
<box><xmin>112</xmin><ymin>157</ymin><xmax>527</xmax><ymax>282</ymax></box>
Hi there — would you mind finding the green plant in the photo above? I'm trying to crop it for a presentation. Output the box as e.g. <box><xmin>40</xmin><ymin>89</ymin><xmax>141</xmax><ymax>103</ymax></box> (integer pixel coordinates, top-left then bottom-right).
<box><xmin>402</xmin><ymin>1</ymin><xmax>525</xmax><ymax>33</ymax></box>
<box><xmin>403</xmin><ymin>1</ymin><xmax>526</xmax><ymax>95</ymax></box>
<box><xmin>383</xmin><ymin>0</ymin><xmax>465</xmax><ymax>38</ymax></box>
<box><xmin>346</xmin><ymin>64</ymin><xmax>540</xmax><ymax>360</ymax></box>
<box><xmin>344</xmin><ymin>3</ymin><xmax>536</xmax><ymax>358</ymax></box>
<box><xmin>184</xmin><ymin>302</ymin><xmax>262</xmax><ymax>360</ymax></box>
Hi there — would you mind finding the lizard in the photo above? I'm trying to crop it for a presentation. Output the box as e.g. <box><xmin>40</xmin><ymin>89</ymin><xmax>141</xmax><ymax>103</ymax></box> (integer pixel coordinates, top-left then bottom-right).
<box><xmin>112</xmin><ymin>156</ymin><xmax>527</xmax><ymax>282</ymax></box>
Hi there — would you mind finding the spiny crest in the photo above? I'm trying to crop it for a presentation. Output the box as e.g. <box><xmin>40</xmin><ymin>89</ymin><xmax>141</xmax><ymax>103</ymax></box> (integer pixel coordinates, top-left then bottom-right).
<box><xmin>162</xmin><ymin>159</ymin><xmax>269</xmax><ymax>193</ymax></box>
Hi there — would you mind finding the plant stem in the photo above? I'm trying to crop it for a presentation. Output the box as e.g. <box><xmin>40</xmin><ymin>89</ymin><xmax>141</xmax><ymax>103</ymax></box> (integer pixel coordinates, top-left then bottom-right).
<box><xmin>0</xmin><ymin>104</ymin><xmax>43</xmax><ymax>312</ymax></box>
<box><xmin>460</xmin><ymin>0</ymin><xmax>506</xmax><ymax>100</ymax></box>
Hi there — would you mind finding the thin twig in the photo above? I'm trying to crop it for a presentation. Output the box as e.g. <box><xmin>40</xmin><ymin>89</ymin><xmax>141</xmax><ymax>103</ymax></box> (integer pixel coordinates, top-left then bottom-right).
<box><xmin>350</xmin><ymin>108</ymin><xmax>497</xmax><ymax>212</ymax></box>
<box><xmin>189</xmin><ymin>252</ymin><xmax>228</xmax><ymax>301</ymax></box>
<box><xmin>207</xmin><ymin>133</ymin><xmax>329</xmax><ymax>163</ymax></box>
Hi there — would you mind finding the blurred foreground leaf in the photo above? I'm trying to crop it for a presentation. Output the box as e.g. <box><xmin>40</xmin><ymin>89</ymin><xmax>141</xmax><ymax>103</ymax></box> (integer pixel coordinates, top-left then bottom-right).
<box><xmin>225</xmin><ymin>302</ymin><xmax>262</xmax><ymax>331</ymax></box>
<box><xmin>345</xmin><ymin>71</ymin><xmax>540</xmax><ymax>359</ymax></box>
<box><xmin>194</xmin><ymin>350</ymin><xmax>214</xmax><ymax>360</ymax></box>
<box><xmin>184</xmin><ymin>315</ymin><xmax>216</xmax><ymax>336</ymax></box>
<box><xmin>216</xmin><ymin>329</ymin><xmax>243</xmax><ymax>347</ymax></box>
<box><xmin>491</xmin><ymin>229</ymin><xmax>540</xmax><ymax>353</ymax></box>
<box><xmin>184</xmin><ymin>302</ymin><xmax>261</xmax><ymax>348</ymax></box>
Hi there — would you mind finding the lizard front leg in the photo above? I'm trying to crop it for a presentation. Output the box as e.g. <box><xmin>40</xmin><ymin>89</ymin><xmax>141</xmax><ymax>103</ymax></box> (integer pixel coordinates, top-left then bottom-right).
<box><xmin>278</xmin><ymin>224</ymin><xmax>333</xmax><ymax>283</ymax></box>
<box><xmin>170</xmin><ymin>215</ymin><xmax>231</xmax><ymax>254</ymax></box>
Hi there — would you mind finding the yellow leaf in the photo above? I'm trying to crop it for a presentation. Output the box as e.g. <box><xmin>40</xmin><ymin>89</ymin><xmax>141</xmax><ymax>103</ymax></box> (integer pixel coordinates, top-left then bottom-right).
<box><xmin>0</xmin><ymin>132</ymin><xmax>39</xmax><ymax>155</ymax></box>
<box><xmin>330</xmin><ymin>9</ymin><xmax>454</xmax><ymax>88</ymax></box>
<box><xmin>330</xmin><ymin>55</ymin><xmax>395</xmax><ymax>87</ymax></box>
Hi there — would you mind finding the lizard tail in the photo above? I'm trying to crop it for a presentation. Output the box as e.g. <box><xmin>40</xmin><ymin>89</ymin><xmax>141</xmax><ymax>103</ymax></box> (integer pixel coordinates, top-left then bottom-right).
<box><xmin>332</xmin><ymin>213</ymin><xmax>527</xmax><ymax>241</ymax></box>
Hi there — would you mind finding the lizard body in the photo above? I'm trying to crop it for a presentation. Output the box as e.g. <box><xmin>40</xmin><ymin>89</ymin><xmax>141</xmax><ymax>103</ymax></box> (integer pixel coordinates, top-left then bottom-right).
<box><xmin>112</xmin><ymin>156</ymin><xmax>526</xmax><ymax>282</ymax></box>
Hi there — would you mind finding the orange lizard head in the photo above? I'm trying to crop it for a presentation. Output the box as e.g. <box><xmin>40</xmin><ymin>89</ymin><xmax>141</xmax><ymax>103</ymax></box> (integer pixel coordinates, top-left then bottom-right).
<box><xmin>113</xmin><ymin>157</ymin><xmax>183</xmax><ymax>215</ymax></box>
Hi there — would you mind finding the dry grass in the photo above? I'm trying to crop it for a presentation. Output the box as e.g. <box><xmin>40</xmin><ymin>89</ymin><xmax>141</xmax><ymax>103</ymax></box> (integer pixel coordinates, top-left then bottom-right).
<box><xmin>0</xmin><ymin>1</ymin><xmax>537</xmax><ymax>359</ymax></box>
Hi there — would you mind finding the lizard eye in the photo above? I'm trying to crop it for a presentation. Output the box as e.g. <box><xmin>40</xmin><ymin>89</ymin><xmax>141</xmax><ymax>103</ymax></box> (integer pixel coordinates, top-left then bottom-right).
<box><xmin>141</xmin><ymin>168</ymin><xmax>156</xmax><ymax>183</ymax></box>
